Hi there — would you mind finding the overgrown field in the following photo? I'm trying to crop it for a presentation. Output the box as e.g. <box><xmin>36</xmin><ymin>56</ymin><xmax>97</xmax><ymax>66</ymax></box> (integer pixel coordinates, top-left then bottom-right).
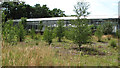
<box><xmin>2</xmin><ymin>35</ymin><xmax>118</xmax><ymax>66</ymax></box>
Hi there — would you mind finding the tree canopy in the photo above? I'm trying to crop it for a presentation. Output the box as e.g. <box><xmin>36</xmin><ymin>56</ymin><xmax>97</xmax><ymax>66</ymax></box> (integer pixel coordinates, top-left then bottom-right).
<box><xmin>2</xmin><ymin>2</ymin><xmax>66</xmax><ymax>21</ymax></box>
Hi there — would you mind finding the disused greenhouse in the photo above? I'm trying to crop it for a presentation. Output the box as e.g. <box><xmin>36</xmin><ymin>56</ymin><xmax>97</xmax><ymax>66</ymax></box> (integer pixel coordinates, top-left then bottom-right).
<box><xmin>12</xmin><ymin>15</ymin><xmax>118</xmax><ymax>33</ymax></box>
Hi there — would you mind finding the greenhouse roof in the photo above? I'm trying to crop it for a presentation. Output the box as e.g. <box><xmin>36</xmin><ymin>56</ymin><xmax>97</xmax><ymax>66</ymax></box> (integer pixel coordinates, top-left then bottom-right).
<box><xmin>13</xmin><ymin>15</ymin><xmax>118</xmax><ymax>22</ymax></box>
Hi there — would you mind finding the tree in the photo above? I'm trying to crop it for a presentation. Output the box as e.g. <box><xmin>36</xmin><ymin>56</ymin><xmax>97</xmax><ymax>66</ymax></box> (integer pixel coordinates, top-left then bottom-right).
<box><xmin>2</xmin><ymin>2</ymin><xmax>66</xmax><ymax>20</ymax></box>
<box><xmin>54</xmin><ymin>20</ymin><xmax>65</xmax><ymax>42</ymax></box>
<box><xmin>70</xmin><ymin>1</ymin><xmax>91</xmax><ymax>50</ymax></box>
<box><xmin>95</xmin><ymin>25</ymin><xmax>103</xmax><ymax>42</ymax></box>
<box><xmin>43</xmin><ymin>26</ymin><xmax>53</xmax><ymax>45</ymax></box>
<box><xmin>2</xmin><ymin>2</ymin><xmax>30</xmax><ymax>19</ymax></box>
<box><xmin>102</xmin><ymin>21</ymin><xmax>113</xmax><ymax>35</ymax></box>
<box><xmin>71</xmin><ymin>19</ymin><xmax>92</xmax><ymax>49</ymax></box>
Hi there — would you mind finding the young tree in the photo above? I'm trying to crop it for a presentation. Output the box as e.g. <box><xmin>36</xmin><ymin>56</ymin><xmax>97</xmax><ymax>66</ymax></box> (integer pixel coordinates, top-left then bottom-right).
<box><xmin>95</xmin><ymin>25</ymin><xmax>103</xmax><ymax>42</ymax></box>
<box><xmin>30</xmin><ymin>27</ymin><xmax>36</xmax><ymax>39</ymax></box>
<box><xmin>17</xmin><ymin>21</ymin><xmax>26</xmax><ymax>42</ymax></box>
<box><xmin>70</xmin><ymin>1</ymin><xmax>91</xmax><ymax>50</ymax></box>
<box><xmin>43</xmin><ymin>26</ymin><xmax>53</xmax><ymax>45</ymax></box>
<box><xmin>54</xmin><ymin>20</ymin><xmax>65</xmax><ymax>42</ymax></box>
<box><xmin>71</xmin><ymin>19</ymin><xmax>92</xmax><ymax>49</ymax></box>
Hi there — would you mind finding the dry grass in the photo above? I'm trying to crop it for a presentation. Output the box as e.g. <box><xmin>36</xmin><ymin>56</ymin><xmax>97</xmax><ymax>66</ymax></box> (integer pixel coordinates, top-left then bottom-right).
<box><xmin>2</xmin><ymin>35</ymin><xmax>118</xmax><ymax>66</ymax></box>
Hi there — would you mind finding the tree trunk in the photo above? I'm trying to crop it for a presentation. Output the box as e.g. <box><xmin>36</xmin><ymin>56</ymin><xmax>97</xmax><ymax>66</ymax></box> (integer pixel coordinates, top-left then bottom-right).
<box><xmin>79</xmin><ymin>44</ymin><xmax>82</xmax><ymax>51</ymax></box>
<box><xmin>20</xmin><ymin>37</ymin><xmax>22</xmax><ymax>42</ymax></box>
<box><xmin>98</xmin><ymin>38</ymin><xmax>101</xmax><ymax>42</ymax></box>
<box><xmin>58</xmin><ymin>37</ymin><xmax>61</xmax><ymax>42</ymax></box>
<box><xmin>40</xmin><ymin>30</ymin><xmax>42</xmax><ymax>35</ymax></box>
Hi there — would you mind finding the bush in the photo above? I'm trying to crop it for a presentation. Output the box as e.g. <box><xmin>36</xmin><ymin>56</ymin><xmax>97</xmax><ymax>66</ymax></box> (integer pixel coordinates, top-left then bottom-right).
<box><xmin>102</xmin><ymin>21</ymin><xmax>113</xmax><ymax>35</ymax></box>
<box><xmin>95</xmin><ymin>25</ymin><xmax>103</xmax><ymax>42</ymax></box>
<box><xmin>109</xmin><ymin>39</ymin><xmax>117</xmax><ymax>48</ymax></box>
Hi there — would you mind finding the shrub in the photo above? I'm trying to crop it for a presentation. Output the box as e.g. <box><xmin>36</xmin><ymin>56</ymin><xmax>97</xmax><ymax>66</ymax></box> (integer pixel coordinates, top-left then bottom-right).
<box><xmin>95</xmin><ymin>25</ymin><xmax>103</xmax><ymax>42</ymax></box>
<box><xmin>43</xmin><ymin>26</ymin><xmax>53</xmax><ymax>45</ymax></box>
<box><xmin>102</xmin><ymin>21</ymin><xmax>113</xmax><ymax>35</ymax></box>
<box><xmin>109</xmin><ymin>39</ymin><xmax>117</xmax><ymax>48</ymax></box>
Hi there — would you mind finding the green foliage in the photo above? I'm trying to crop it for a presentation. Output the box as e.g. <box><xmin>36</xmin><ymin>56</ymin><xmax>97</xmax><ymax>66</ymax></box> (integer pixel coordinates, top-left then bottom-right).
<box><xmin>2</xmin><ymin>13</ymin><xmax>27</xmax><ymax>43</ymax></box>
<box><xmin>36</xmin><ymin>42</ymin><xmax>39</xmax><ymax>45</ymax></box>
<box><xmin>74</xmin><ymin>2</ymin><xmax>90</xmax><ymax>18</ymax></box>
<box><xmin>65</xmin><ymin>27</ymin><xmax>74</xmax><ymax>40</ymax></box>
<box><xmin>30</xmin><ymin>28</ymin><xmax>36</xmax><ymax>39</ymax></box>
<box><xmin>2</xmin><ymin>2</ymin><xmax>66</xmax><ymax>20</ymax></box>
<box><xmin>109</xmin><ymin>39</ymin><xmax>117</xmax><ymax>48</ymax></box>
<box><xmin>38</xmin><ymin>21</ymin><xmax>44</xmax><ymax>34</ymax></box>
<box><xmin>17</xmin><ymin>21</ymin><xmax>26</xmax><ymax>42</ymax></box>
<box><xmin>21</xmin><ymin>17</ymin><xmax>27</xmax><ymax>29</ymax></box>
<box><xmin>51</xmin><ymin>8</ymin><xmax>66</xmax><ymax>17</ymax></box>
<box><xmin>54</xmin><ymin>20</ymin><xmax>65</xmax><ymax>42</ymax></box>
<box><xmin>72</xmin><ymin>1</ymin><xmax>91</xmax><ymax>49</ymax></box>
<box><xmin>116</xmin><ymin>30</ymin><xmax>120</xmax><ymax>38</ymax></box>
<box><xmin>95</xmin><ymin>25</ymin><xmax>103</xmax><ymax>42</ymax></box>
<box><xmin>2</xmin><ymin>20</ymin><xmax>18</xmax><ymax>45</ymax></box>
<box><xmin>43</xmin><ymin>27</ymin><xmax>53</xmax><ymax>45</ymax></box>
<box><xmin>69</xmin><ymin>19</ymin><xmax>92</xmax><ymax>48</ymax></box>
<box><xmin>34</xmin><ymin>34</ymin><xmax>40</xmax><ymax>40</ymax></box>
<box><xmin>2</xmin><ymin>12</ymin><xmax>6</xmax><ymax>23</ymax></box>
<box><xmin>102</xmin><ymin>21</ymin><xmax>113</xmax><ymax>35</ymax></box>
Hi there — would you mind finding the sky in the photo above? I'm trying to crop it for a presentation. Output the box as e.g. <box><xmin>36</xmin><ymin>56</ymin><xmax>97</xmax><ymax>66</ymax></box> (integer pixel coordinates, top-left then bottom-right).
<box><xmin>24</xmin><ymin>0</ymin><xmax>119</xmax><ymax>16</ymax></box>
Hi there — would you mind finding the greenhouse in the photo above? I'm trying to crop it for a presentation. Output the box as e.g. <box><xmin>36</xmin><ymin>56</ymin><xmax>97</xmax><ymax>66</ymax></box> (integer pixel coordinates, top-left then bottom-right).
<box><xmin>13</xmin><ymin>15</ymin><xmax>118</xmax><ymax>32</ymax></box>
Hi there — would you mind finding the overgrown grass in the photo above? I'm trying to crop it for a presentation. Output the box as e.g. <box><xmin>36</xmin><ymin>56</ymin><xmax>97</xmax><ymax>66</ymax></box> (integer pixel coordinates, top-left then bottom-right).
<box><xmin>2</xmin><ymin>35</ymin><xmax>118</xmax><ymax>66</ymax></box>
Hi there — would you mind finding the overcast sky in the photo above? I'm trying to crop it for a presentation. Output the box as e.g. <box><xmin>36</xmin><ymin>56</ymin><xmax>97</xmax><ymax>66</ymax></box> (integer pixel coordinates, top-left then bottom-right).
<box><xmin>24</xmin><ymin>0</ymin><xmax>119</xmax><ymax>16</ymax></box>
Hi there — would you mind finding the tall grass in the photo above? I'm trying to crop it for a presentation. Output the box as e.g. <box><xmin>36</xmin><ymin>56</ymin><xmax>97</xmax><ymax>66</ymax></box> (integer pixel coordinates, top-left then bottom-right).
<box><xmin>2</xmin><ymin>39</ymin><xmax>118</xmax><ymax>66</ymax></box>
